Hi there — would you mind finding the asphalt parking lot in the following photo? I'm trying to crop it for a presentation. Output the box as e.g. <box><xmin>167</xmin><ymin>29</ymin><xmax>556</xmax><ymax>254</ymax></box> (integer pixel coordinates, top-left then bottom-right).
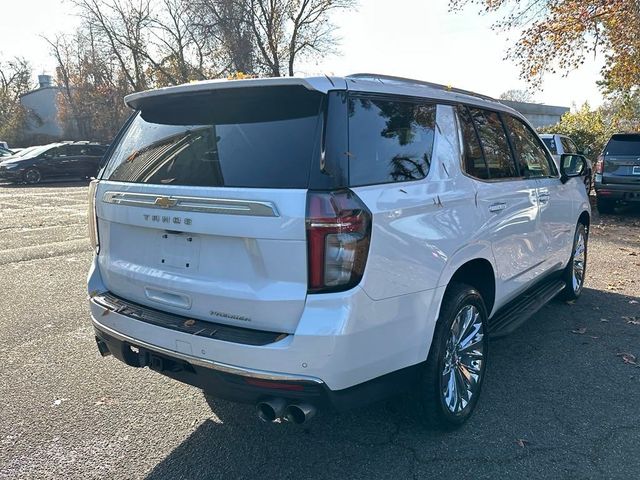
<box><xmin>1</xmin><ymin>181</ymin><xmax>639</xmax><ymax>480</ymax></box>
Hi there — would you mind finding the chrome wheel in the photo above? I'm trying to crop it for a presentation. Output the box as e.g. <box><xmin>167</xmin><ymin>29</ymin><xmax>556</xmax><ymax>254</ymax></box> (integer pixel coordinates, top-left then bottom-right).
<box><xmin>24</xmin><ymin>168</ymin><xmax>41</xmax><ymax>184</ymax></box>
<box><xmin>572</xmin><ymin>230</ymin><xmax>586</xmax><ymax>293</ymax></box>
<box><xmin>441</xmin><ymin>304</ymin><xmax>485</xmax><ymax>415</ymax></box>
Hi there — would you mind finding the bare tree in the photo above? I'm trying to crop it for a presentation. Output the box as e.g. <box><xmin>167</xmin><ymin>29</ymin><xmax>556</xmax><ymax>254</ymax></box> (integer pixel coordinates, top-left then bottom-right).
<box><xmin>0</xmin><ymin>57</ymin><xmax>33</xmax><ymax>145</ymax></box>
<box><xmin>188</xmin><ymin>0</ymin><xmax>358</xmax><ymax>77</ymax></box>
<box><xmin>499</xmin><ymin>89</ymin><xmax>535</xmax><ymax>103</ymax></box>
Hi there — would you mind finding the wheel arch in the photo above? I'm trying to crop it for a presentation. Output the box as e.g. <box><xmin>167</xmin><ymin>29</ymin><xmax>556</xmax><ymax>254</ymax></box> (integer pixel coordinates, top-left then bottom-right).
<box><xmin>446</xmin><ymin>258</ymin><xmax>496</xmax><ymax>315</ymax></box>
<box><xmin>436</xmin><ymin>252</ymin><xmax>496</xmax><ymax>319</ymax></box>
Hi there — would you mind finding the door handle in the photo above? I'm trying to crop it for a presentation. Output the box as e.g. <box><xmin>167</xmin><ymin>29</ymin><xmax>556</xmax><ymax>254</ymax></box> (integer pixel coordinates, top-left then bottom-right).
<box><xmin>489</xmin><ymin>202</ymin><xmax>507</xmax><ymax>213</ymax></box>
<box><xmin>538</xmin><ymin>193</ymin><xmax>550</xmax><ymax>204</ymax></box>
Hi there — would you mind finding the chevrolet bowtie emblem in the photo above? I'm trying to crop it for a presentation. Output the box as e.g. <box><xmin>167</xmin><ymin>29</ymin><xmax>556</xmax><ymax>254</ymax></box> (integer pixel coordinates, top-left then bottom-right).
<box><xmin>154</xmin><ymin>196</ymin><xmax>178</xmax><ymax>208</ymax></box>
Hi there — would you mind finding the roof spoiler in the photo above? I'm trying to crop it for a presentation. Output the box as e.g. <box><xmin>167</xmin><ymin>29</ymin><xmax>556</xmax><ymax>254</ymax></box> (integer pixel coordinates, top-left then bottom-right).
<box><xmin>124</xmin><ymin>76</ymin><xmax>345</xmax><ymax>110</ymax></box>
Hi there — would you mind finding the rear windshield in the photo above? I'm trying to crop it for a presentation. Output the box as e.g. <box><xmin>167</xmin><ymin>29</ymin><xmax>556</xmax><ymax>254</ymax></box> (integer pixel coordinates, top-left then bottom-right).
<box><xmin>102</xmin><ymin>86</ymin><xmax>323</xmax><ymax>188</ymax></box>
<box><xmin>605</xmin><ymin>134</ymin><xmax>640</xmax><ymax>156</ymax></box>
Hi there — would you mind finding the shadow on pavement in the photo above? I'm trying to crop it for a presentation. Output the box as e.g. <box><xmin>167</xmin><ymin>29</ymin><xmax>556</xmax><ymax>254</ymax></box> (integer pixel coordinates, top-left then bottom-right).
<box><xmin>145</xmin><ymin>287</ymin><xmax>640</xmax><ymax>480</ymax></box>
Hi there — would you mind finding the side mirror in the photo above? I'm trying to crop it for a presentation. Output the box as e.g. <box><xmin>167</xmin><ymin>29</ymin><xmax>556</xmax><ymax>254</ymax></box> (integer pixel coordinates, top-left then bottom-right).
<box><xmin>560</xmin><ymin>154</ymin><xmax>587</xmax><ymax>184</ymax></box>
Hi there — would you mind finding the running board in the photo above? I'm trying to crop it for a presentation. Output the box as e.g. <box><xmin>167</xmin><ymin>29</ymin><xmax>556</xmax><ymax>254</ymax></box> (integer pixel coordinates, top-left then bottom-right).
<box><xmin>488</xmin><ymin>279</ymin><xmax>566</xmax><ymax>338</ymax></box>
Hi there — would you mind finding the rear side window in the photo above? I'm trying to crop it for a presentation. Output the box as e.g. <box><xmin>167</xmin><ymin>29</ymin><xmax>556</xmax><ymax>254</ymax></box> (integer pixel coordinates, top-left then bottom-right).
<box><xmin>468</xmin><ymin>108</ymin><xmax>518</xmax><ymax>179</ymax></box>
<box><xmin>102</xmin><ymin>86</ymin><xmax>323</xmax><ymax>188</ymax></box>
<box><xmin>347</xmin><ymin>95</ymin><xmax>436</xmax><ymax>186</ymax></box>
<box><xmin>458</xmin><ymin>106</ymin><xmax>489</xmax><ymax>179</ymax></box>
<box><xmin>504</xmin><ymin>115</ymin><xmax>554</xmax><ymax>178</ymax></box>
<box><xmin>605</xmin><ymin>134</ymin><xmax>640</xmax><ymax>155</ymax></box>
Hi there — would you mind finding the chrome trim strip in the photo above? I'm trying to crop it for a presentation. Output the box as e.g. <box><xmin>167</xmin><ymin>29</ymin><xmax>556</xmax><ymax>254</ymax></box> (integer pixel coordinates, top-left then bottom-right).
<box><xmin>90</xmin><ymin>306</ymin><xmax>324</xmax><ymax>385</ymax></box>
<box><xmin>102</xmin><ymin>191</ymin><xmax>280</xmax><ymax>217</ymax></box>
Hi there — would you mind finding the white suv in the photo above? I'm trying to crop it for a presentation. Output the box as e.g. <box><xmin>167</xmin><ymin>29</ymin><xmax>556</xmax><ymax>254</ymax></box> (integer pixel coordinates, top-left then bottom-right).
<box><xmin>540</xmin><ymin>133</ymin><xmax>593</xmax><ymax>194</ymax></box>
<box><xmin>87</xmin><ymin>74</ymin><xmax>591</xmax><ymax>428</ymax></box>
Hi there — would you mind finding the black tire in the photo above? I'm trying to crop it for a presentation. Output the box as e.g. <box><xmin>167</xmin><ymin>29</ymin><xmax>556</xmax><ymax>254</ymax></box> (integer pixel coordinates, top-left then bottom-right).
<box><xmin>597</xmin><ymin>197</ymin><xmax>615</xmax><ymax>214</ymax></box>
<box><xmin>584</xmin><ymin>175</ymin><xmax>592</xmax><ymax>196</ymax></box>
<box><xmin>559</xmin><ymin>223</ymin><xmax>588</xmax><ymax>301</ymax></box>
<box><xmin>23</xmin><ymin>167</ymin><xmax>42</xmax><ymax>185</ymax></box>
<box><xmin>413</xmin><ymin>283</ymin><xmax>488</xmax><ymax>430</ymax></box>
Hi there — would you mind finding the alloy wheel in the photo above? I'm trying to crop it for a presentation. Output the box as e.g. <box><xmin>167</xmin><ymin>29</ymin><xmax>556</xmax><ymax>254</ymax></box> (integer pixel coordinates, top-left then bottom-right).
<box><xmin>24</xmin><ymin>169</ymin><xmax>41</xmax><ymax>184</ymax></box>
<box><xmin>572</xmin><ymin>230</ymin><xmax>586</xmax><ymax>293</ymax></box>
<box><xmin>441</xmin><ymin>304</ymin><xmax>485</xmax><ymax>415</ymax></box>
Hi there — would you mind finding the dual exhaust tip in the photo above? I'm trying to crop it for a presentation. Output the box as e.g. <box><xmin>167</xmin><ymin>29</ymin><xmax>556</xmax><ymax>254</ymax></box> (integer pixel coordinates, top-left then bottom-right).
<box><xmin>257</xmin><ymin>398</ymin><xmax>316</xmax><ymax>425</ymax></box>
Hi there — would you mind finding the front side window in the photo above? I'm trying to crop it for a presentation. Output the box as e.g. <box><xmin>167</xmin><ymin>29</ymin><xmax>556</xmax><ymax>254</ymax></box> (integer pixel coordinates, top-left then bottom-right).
<box><xmin>560</xmin><ymin>137</ymin><xmax>577</xmax><ymax>154</ymax></box>
<box><xmin>347</xmin><ymin>96</ymin><xmax>436</xmax><ymax>186</ymax></box>
<box><xmin>504</xmin><ymin>115</ymin><xmax>554</xmax><ymax>178</ymax></box>
<box><xmin>468</xmin><ymin>108</ymin><xmax>518</xmax><ymax>179</ymax></box>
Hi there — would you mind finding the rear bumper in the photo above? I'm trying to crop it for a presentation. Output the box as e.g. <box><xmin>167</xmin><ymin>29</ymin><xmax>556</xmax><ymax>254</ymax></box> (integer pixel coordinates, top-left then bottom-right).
<box><xmin>87</xmin><ymin>258</ymin><xmax>442</xmax><ymax>409</ymax></box>
<box><xmin>93</xmin><ymin>321</ymin><xmax>420</xmax><ymax>411</ymax></box>
<box><xmin>595</xmin><ymin>177</ymin><xmax>640</xmax><ymax>201</ymax></box>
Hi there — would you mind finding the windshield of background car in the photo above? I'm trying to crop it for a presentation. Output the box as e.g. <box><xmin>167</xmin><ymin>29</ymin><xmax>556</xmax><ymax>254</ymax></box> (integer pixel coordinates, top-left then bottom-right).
<box><xmin>20</xmin><ymin>145</ymin><xmax>57</xmax><ymax>158</ymax></box>
<box><xmin>605</xmin><ymin>134</ymin><xmax>640</xmax><ymax>155</ymax></box>
<box><xmin>102</xmin><ymin>86</ymin><xmax>324</xmax><ymax>188</ymax></box>
<box><xmin>541</xmin><ymin>137</ymin><xmax>557</xmax><ymax>154</ymax></box>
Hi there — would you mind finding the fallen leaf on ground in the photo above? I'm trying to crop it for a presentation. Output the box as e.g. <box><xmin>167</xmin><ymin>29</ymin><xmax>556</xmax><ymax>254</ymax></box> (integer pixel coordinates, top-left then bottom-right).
<box><xmin>572</xmin><ymin>327</ymin><xmax>587</xmax><ymax>335</ymax></box>
<box><xmin>515</xmin><ymin>439</ymin><xmax>530</xmax><ymax>448</ymax></box>
<box><xmin>565</xmin><ymin>300</ymin><xmax>576</xmax><ymax>305</ymax></box>
<box><xmin>616</xmin><ymin>353</ymin><xmax>638</xmax><ymax>365</ymax></box>
<box><xmin>184</xmin><ymin>319</ymin><xmax>196</xmax><ymax>327</ymax></box>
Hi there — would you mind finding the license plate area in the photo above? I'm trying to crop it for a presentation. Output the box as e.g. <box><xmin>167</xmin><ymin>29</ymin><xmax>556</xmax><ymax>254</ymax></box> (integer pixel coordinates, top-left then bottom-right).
<box><xmin>160</xmin><ymin>232</ymin><xmax>201</xmax><ymax>269</ymax></box>
<box><xmin>633</xmin><ymin>166</ymin><xmax>640</xmax><ymax>175</ymax></box>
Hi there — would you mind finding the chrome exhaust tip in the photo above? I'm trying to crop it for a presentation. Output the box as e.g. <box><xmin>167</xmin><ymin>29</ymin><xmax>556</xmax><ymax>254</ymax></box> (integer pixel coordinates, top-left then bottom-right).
<box><xmin>284</xmin><ymin>403</ymin><xmax>317</xmax><ymax>425</ymax></box>
<box><xmin>256</xmin><ymin>398</ymin><xmax>286</xmax><ymax>422</ymax></box>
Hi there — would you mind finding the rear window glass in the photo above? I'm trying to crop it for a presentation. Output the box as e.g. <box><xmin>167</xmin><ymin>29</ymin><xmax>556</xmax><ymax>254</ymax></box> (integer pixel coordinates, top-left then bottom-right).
<box><xmin>542</xmin><ymin>137</ymin><xmax>557</xmax><ymax>154</ymax></box>
<box><xmin>102</xmin><ymin>86</ymin><xmax>323</xmax><ymax>188</ymax></box>
<box><xmin>605</xmin><ymin>135</ymin><xmax>640</xmax><ymax>156</ymax></box>
<box><xmin>347</xmin><ymin>96</ymin><xmax>436</xmax><ymax>186</ymax></box>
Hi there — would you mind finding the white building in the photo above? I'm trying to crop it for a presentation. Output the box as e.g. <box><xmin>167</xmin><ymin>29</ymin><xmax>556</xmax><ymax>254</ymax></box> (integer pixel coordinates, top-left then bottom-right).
<box><xmin>20</xmin><ymin>75</ymin><xmax>64</xmax><ymax>140</ymax></box>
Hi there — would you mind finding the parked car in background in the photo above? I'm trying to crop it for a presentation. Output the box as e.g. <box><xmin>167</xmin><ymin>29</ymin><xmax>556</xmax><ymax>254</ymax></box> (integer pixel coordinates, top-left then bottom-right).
<box><xmin>0</xmin><ymin>146</ymin><xmax>14</xmax><ymax>158</ymax></box>
<box><xmin>0</xmin><ymin>141</ymin><xmax>9</xmax><ymax>149</ymax></box>
<box><xmin>5</xmin><ymin>146</ymin><xmax>40</xmax><ymax>159</ymax></box>
<box><xmin>0</xmin><ymin>142</ymin><xmax>108</xmax><ymax>184</ymax></box>
<box><xmin>540</xmin><ymin>133</ymin><xmax>593</xmax><ymax>194</ymax></box>
<box><xmin>595</xmin><ymin>133</ymin><xmax>640</xmax><ymax>213</ymax></box>
<box><xmin>87</xmin><ymin>74</ymin><xmax>591</xmax><ymax>429</ymax></box>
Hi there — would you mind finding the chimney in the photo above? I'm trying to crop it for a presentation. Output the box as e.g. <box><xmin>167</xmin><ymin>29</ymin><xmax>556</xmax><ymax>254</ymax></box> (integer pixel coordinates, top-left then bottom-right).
<box><xmin>38</xmin><ymin>74</ymin><xmax>53</xmax><ymax>88</ymax></box>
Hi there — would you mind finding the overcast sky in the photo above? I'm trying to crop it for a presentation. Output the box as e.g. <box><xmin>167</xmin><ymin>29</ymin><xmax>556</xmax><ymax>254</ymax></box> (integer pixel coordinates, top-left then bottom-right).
<box><xmin>1</xmin><ymin>0</ymin><xmax>605</xmax><ymax>108</ymax></box>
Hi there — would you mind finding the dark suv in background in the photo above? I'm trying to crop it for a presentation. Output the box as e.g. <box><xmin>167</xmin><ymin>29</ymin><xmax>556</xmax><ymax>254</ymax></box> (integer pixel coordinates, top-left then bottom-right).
<box><xmin>595</xmin><ymin>134</ymin><xmax>640</xmax><ymax>213</ymax></box>
<box><xmin>0</xmin><ymin>141</ymin><xmax>108</xmax><ymax>184</ymax></box>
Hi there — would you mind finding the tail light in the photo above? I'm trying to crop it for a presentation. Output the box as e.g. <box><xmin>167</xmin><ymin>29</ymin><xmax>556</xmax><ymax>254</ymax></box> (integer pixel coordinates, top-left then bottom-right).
<box><xmin>595</xmin><ymin>155</ymin><xmax>604</xmax><ymax>174</ymax></box>
<box><xmin>88</xmin><ymin>179</ymin><xmax>100</xmax><ymax>254</ymax></box>
<box><xmin>306</xmin><ymin>190</ymin><xmax>371</xmax><ymax>293</ymax></box>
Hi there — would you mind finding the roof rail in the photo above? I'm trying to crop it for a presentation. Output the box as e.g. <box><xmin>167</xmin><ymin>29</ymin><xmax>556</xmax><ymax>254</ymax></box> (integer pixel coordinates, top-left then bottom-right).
<box><xmin>346</xmin><ymin>73</ymin><xmax>497</xmax><ymax>102</ymax></box>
